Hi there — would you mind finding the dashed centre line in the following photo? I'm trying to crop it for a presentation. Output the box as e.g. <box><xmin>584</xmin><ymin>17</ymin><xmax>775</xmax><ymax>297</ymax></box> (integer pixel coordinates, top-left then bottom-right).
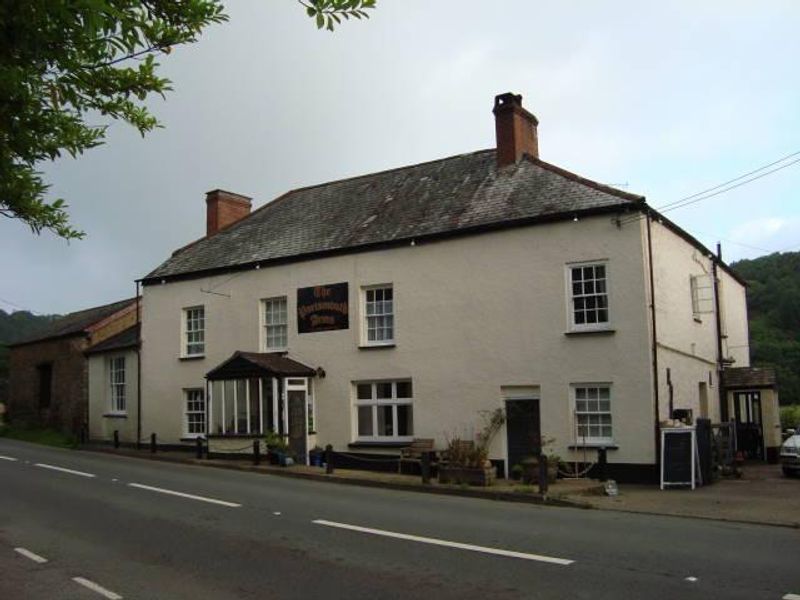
<box><xmin>783</xmin><ymin>594</ymin><xmax>800</xmax><ymax>600</ymax></box>
<box><xmin>72</xmin><ymin>577</ymin><xmax>123</xmax><ymax>599</ymax></box>
<box><xmin>312</xmin><ymin>519</ymin><xmax>574</xmax><ymax>566</ymax></box>
<box><xmin>127</xmin><ymin>483</ymin><xmax>241</xmax><ymax>507</ymax></box>
<box><xmin>0</xmin><ymin>455</ymin><xmax>18</xmax><ymax>461</ymax></box>
<box><xmin>14</xmin><ymin>547</ymin><xmax>48</xmax><ymax>564</ymax></box>
<box><xmin>34</xmin><ymin>463</ymin><xmax>96</xmax><ymax>478</ymax></box>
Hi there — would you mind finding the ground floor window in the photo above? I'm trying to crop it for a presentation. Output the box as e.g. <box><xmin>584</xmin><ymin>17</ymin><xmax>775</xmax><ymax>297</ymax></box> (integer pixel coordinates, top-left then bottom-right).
<box><xmin>354</xmin><ymin>380</ymin><xmax>413</xmax><ymax>441</ymax></box>
<box><xmin>185</xmin><ymin>389</ymin><xmax>206</xmax><ymax>436</ymax></box>
<box><xmin>108</xmin><ymin>356</ymin><xmax>126</xmax><ymax>414</ymax></box>
<box><xmin>573</xmin><ymin>384</ymin><xmax>612</xmax><ymax>444</ymax></box>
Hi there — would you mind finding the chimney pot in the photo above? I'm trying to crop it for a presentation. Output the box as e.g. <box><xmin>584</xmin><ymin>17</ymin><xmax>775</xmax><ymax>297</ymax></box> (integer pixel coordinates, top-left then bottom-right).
<box><xmin>206</xmin><ymin>189</ymin><xmax>252</xmax><ymax>236</ymax></box>
<box><xmin>493</xmin><ymin>92</ymin><xmax>539</xmax><ymax>167</ymax></box>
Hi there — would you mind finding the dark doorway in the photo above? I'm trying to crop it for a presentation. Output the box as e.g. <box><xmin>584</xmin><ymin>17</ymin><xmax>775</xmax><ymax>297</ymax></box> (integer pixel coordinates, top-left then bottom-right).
<box><xmin>37</xmin><ymin>363</ymin><xmax>53</xmax><ymax>409</ymax></box>
<box><xmin>733</xmin><ymin>391</ymin><xmax>763</xmax><ymax>460</ymax></box>
<box><xmin>505</xmin><ymin>398</ymin><xmax>541</xmax><ymax>473</ymax></box>
<box><xmin>287</xmin><ymin>390</ymin><xmax>307</xmax><ymax>463</ymax></box>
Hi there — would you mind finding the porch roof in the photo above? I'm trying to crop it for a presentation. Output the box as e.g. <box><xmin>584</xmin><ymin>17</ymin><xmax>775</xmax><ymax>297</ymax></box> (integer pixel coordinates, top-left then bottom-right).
<box><xmin>205</xmin><ymin>351</ymin><xmax>316</xmax><ymax>381</ymax></box>
<box><xmin>724</xmin><ymin>366</ymin><xmax>778</xmax><ymax>390</ymax></box>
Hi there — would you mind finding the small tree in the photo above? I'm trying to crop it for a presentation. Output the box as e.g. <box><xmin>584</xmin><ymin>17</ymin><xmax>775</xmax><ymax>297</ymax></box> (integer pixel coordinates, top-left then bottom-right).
<box><xmin>0</xmin><ymin>0</ymin><xmax>376</xmax><ymax>240</ymax></box>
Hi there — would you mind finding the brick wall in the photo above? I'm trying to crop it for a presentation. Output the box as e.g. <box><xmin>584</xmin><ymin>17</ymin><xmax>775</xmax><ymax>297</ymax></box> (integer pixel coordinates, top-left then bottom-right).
<box><xmin>8</xmin><ymin>336</ymin><xmax>89</xmax><ymax>434</ymax></box>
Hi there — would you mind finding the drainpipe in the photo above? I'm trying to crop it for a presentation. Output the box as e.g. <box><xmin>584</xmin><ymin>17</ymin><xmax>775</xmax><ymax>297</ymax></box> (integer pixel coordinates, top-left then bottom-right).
<box><xmin>646</xmin><ymin>211</ymin><xmax>661</xmax><ymax>471</ymax></box>
<box><xmin>136</xmin><ymin>281</ymin><xmax>142</xmax><ymax>450</ymax></box>
<box><xmin>712</xmin><ymin>244</ymin><xmax>726</xmax><ymax>421</ymax></box>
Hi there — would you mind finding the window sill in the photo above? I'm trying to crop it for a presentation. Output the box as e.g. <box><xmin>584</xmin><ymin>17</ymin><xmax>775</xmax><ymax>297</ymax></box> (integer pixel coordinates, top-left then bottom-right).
<box><xmin>358</xmin><ymin>343</ymin><xmax>396</xmax><ymax>350</ymax></box>
<box><xmin>348</xmin><ymin>441</ymin><xmax>411</xmax><ymax>448</ymax></box>
<box><xmin>564</xmin><ymin>328</ymin><xmax>616</xmax><ymax>337</ymax></box>
<box><xmin>103</xmin><ymin>413</ymin><xmax>128</xmax><ymax>419</ymax></box>
<box><xmin>180</xmin><ymin>435</ymin><xmax>205</xmax><ymax>441</ymax></box>
<box><xmin>207</xmin><ymin>433</ymin><xmax>264</xmax><ymax>439</ymax></box>
<box><xmin>568</xmin><ymin>444</ymin><xmax>618</xmax><ymax>450</ymax></box>
<box><xmin>179</xmin><ymin>355</ymin><xmax>205</xmax><ymax>361</ymax></box>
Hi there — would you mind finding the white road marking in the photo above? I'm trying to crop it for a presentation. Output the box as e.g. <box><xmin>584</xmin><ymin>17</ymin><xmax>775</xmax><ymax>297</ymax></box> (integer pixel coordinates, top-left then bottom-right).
<box><xmin>127</xmin><ymin>483</ymin><xmax>241</xmax><ymax>508</ymax></box>
<box><xmin>14</xmin><ymin>547</ymin><xmax>48</xmax><ymax>564</ymax></box>
<box><xmin>34</xmin><ymin>463</ymin><xmax>95</xmax><ymax>478</ymax></box>
<box><xmin>685</xmin><ymin>576</ymin><xmax>698</xmax><ymax>582</ymax></box>
<box><xmin>312</xmin><ymin>519</ymin><xmax>574</xmax><ymax>566</ymax></box>
<box><xmin>72</xmin><ymin>577</ymin><xmax>123</xmax><ymax>599</ymax></box>
<box><xmin>273</xmin><ymin>511</ymin><xmax>281</xmax><ymax>516</ymax></box>
<box><xmin>0</xmin><ymin>455</ymin><xmax>18</xmax><ymax>462</ymax></box>
<box><xmin>783</xmin><ymin>594</ymin><xmax>800</xmax><ymax>600</ymax></box>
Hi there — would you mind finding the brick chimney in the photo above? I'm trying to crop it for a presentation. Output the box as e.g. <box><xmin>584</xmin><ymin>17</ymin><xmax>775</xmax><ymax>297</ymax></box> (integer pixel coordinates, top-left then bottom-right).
<box><xmin>493</xmin><ymin>92</ymin><xmax>539</xmax><ymax>167</ymax></box>
<box><xmin>206</xmin><ymin>189</ymin><xmax>251</xmax><ymax>236</ymax></box>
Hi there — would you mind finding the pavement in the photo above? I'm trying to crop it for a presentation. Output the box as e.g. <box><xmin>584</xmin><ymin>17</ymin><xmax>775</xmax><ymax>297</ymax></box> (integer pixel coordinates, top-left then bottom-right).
<box><xmin>2</xmin><ymin>437</ymin><xmax>799</xmax><ymax>600</ymax></box>
<box><xmin>83</xmin><ymin>443</ymin><xmax>800</xmax><ymax>528</ymax></box>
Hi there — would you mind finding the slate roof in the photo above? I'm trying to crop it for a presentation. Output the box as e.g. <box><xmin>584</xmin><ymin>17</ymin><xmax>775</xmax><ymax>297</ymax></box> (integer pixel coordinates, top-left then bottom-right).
<box><xmin>144</xmin><ymin>150</ymin><xmax>643</xmax><ymax>283</ymax></box>
<box><xmin>10</xmin><ymin>299</ymin><xmax>135</xmax><ymax>347</ymax></box>
<box><xmin>85</xmin><ymin>325</ymin><xmax>139</xmax><ymax>355</ymax></box>
<box><xmin>206</xmin><ymin>351</ymin><xmax>317</xmax><ymax>380</ymax></box>
<box><xmin>724</xmin><ymin>367</ymin><xmax>778</xmax><ymax>389</ymax></box>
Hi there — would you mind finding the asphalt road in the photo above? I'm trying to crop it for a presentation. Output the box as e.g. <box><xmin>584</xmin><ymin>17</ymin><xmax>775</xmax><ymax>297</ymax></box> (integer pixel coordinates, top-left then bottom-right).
<box><xmin>1</xmin><ymin>438</ymin><xmax>798</xmax><ymax>600</ymax></box>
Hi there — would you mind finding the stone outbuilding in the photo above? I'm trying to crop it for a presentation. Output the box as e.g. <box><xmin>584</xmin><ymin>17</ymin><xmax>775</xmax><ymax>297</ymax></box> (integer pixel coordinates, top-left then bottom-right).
<box><xmin>8</xmin><ymin>299</ymin><xmax>136</xmax><ymax>436</ymax></box>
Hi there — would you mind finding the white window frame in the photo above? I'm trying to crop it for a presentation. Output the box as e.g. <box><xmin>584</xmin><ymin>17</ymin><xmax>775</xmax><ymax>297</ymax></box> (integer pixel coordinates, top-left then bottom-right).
<box><xmin>567</xmin><ymin>261</ymin><xmax>610</xmax><ymax>332</ymax></box>
<box><xmin>108</xmin><ymin>355</ymin><xmax>126</xmax><ymax>414</ymax></box>
<box><xmin>353</xmin><ymin>380</ymin><xmax>413</xmax><ymax>442</ymax></box>
<box><xmin>262</xmin><ymin>296</ymin><xmax>288</xmax><ymax>351</ymax></box>
<box><xmin>182</xmin><ymin>306</ymin><xmax>205</xmax><ymax>357</ymax></box>
<box><xmin>184</xmin><ymin>388</ymin><xmax>206</xmax><ymax>437</ymax></box>
<box><xmin>571</xmin><ymin>383</ymin><xmax>613</xmax><ymax>445</ymax></box>
<box><xmin>690</xmin><ymin>274</ymin><xmax>714</xmax><ymax>320</ymax></box>
<box><xmin>362</xmin><ymin>284</ymin><xmax>394</xmax><ymax>346</ymax></box>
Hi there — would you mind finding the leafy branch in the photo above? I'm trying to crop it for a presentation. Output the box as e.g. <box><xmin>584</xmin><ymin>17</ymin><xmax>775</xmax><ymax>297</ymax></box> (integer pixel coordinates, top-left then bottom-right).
<box><xmin>299</xmin><ymin>0</ymin><xmax>376</xmax><ymax>31</ymax></box>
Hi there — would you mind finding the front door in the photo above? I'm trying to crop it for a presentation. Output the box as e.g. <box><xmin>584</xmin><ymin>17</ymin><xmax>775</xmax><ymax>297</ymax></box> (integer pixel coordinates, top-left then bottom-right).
<box><xmin>287</xmin><ymin>389</ymin><xmax>307</xmax><ymax>464</ymax></box>
<box><xmin>505</xmin><ymin>399</ymin><xmax>541</xmax><ymax>472</ymax></box>
<box><xmin>734</xmin><ymin>391</ymin><xmax>764</xmax><ymax>460</ymax></box>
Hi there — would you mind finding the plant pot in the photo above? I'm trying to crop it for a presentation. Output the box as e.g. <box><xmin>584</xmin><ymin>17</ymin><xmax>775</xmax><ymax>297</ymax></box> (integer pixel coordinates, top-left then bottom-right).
<box><xmin>438</xmin><ymin>465</ymin><xmax>496</xmax><ymax>486</ymax></box>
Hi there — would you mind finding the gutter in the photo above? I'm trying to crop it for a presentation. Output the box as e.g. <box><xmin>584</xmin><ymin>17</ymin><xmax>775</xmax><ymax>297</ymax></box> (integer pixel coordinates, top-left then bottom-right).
<box><xmin>136</xmin><ymin>281</ymin><xmax>142</xmax><ymax>450</ymax></box>
<box><xmin>646</xmin><ymin>213</ymin><xmax>661</xmax><ymax>468</ymax></box>
<box><xmin>712</xmin><ymin>244</ymin><xmax>727</xmax><ymax>420</ymax></box>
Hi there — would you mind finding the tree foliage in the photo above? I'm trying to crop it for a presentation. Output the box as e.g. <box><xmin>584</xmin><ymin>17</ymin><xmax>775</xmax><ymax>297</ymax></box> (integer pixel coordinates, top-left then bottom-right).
<box><xmin>732</xmin><ymin>251</ymin><xmax>800</xmax><ymax>406</ymax></box>
<box><xmin>0</xmin><ymin>0</ymin><xmax>376</xmax><ymax>240</ymax></box>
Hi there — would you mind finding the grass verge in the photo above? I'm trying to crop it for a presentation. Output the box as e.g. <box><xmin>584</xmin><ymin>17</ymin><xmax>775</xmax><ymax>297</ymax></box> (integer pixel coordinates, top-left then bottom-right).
<box><xmin>0</xmin><ymin>425</ymin><xmax>78</xmax><ymax>449</ymax></box>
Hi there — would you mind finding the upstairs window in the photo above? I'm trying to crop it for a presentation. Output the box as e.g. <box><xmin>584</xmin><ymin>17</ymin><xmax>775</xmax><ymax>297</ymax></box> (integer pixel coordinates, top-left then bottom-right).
<box><xmin>690</xmin><ymin>274</ymin><xmax>714</xmax><ymax>320</ymax></box>
<box><xmin>108</xmin><ymin>356</ymin><xmax>126</xmax><ymax>414</ymax></box>
<box><xmin>568</xmin><ymin>263</ymin><xmax>609</xmax><ymax>330</ymax></box>
<box><xmin>364</xmin><ymin>285</ymin><xmax>394</xmax><ymax>345</ymax></box>
<box><xmin>263</xmin><ymin>296</ymin><xmax>288</xmax><ymax>351</ymax></box>
<box><xmin>183</xmin><ymin>306</ymin><xmax>205</xmax><ymax>357</ymax></box>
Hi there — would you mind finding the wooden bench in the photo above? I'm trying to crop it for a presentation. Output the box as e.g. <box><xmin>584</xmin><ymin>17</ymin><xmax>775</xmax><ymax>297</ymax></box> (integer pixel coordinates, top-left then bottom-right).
<box><xmin>398</xmin><ymin>438</ymin><xmax>436</xmax><ymax>474</ymax></box>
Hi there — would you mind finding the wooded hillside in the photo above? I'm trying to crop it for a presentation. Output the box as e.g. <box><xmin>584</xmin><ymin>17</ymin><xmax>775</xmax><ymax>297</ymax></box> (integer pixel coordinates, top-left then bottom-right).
<box><xmin>732</xmin><ymin>251</ymin><xmax>800</xmax><ymax>405</ymax></box>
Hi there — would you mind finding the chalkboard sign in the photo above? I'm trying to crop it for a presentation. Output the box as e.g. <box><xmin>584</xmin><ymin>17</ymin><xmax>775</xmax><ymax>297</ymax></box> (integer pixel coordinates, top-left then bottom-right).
<box><xmin>297</xmin><ymin>283</ymin><xmax>349</xmax><ymax>334</ymax></box>
<box><xmin>660</xmin><ymin>427</ymin><xmax>699</xmax><ymax>489</ymax></box>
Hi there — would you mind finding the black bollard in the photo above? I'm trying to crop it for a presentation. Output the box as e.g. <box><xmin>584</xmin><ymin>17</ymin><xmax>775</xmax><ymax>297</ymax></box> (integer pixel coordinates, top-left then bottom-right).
<box><xmin>421</xmin><ymin>451</ymin><xmax>431</xmax><ymax>484</ymax></box>
<box><xmin>597</xmin><ymin>446</ymin><xmax>608</xmax><ymax>482</ymax></box>
<box><xmin>196</xmin><ymin>436</ymin><xmax>203</xmax><ymax>459</ymax></box>
<box><xmin>113</xmin><ymin>430</ymin><xmax>120</xmax><ymax>449</ymax></box>
<box><xmin>253</xmin><ymin>440</ymin><xmax>260</xmax><ymax>466</ymax></box>
<box><xmin>538</xmin><ymin>454</ymin><xmax>549</xmax><ymax>495</ymax></box>
<box><xmin>150</xmin><ymin>432</ymin><xmax>156</xmax><ymax>453</ymax></box>
<box><xmin>325</xmin><ymin>444</ymin><xmax>334</xmax><ymax>474</ymax></box>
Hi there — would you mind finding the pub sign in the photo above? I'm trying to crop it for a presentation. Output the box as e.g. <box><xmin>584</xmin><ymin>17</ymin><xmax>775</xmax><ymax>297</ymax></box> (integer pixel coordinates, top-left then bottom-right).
<box><xmin>297</xmin><ymin>282</ymin><xmax>349</xmax><ymax>333</ymax></box>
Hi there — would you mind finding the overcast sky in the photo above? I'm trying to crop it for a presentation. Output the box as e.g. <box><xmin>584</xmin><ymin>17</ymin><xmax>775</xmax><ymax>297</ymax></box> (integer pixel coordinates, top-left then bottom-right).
<box><xmin>3</xmin><ymin>0</ymin><xmax>799</xmax><ymax>315</ymax></box>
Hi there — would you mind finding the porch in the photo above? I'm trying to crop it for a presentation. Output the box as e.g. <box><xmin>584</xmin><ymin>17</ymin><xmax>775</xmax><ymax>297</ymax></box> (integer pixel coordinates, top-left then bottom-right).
<box><xmin>205</xmin><ymin>351</ymin><xmax>317</xmax><ymax>463</ymax></box>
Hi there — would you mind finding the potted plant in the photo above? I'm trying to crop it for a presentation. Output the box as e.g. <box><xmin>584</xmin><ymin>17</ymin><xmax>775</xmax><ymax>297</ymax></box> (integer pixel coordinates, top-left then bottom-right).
<box><xmin>264</xmin><ymin>430</ymin><xmax>290</xmax><ymax>466</ymax></box>
<box><xmin>510</xmin><ymin>464</ymin><xmax>524</xmax><ymax>481</ymax></box>
<box><xmin>438</xmin><ymin>408</ymin><xmax>505</xmax><ymax>487</ymax></box>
